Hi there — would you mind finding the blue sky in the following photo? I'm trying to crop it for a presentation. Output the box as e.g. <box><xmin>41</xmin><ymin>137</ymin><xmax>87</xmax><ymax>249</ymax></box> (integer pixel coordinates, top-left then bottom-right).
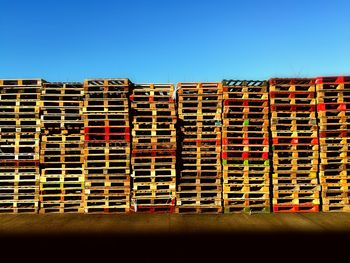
<box><xmin>0</xmin><ymin>0</ymin><xmax>349</xmax><ymax>83</ymax></box>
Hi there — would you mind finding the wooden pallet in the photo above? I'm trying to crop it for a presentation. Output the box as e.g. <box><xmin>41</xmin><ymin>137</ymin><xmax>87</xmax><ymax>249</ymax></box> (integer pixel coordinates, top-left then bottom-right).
<box><xmin>272</xmin><ymin>111</ymin><xmax>316</xmax><ymax>119</ymax></box>
<box><xmin>321</xmin><ymin>190</ymin><xmax>350</xmax><ymax>198</ymax></box>
<box><xmin>273</xmin><ymin>197</ymin><xmax>320</xmax><ymax>205</ymax></box>
<box><xmin>223</xmin><ymin>184</ymin><xmax>269</xmax><ymax>193</ymax></box>
<box><xmin>0</xmin><ymin>107</ymin><xmax>40</xmax><ymax>115</ymax></box>
<box><xmin>273</xmin><ymin>190</ymin><xmax>320</xmax><ymax>199</ymax></box>
<box><xmin>223</xmin><ymin>198</ymin><xmax>270</xmax><ymax>206</ymax></box>
<box><xmin>132</xmin><ymin>190</ymin><xmax>176</xmax><ymax>199</ymax></box>
<box><xmin>178</xmin><ymin>113</ymin><xmax>222</xmax><ymax>122</ymax></box>
<box><xmin>322</xmin><ymin>204</ymin><xmax>350</xmax><ymax>212</ymax></box>
<box><xmin>224</xmin><ymin>192</ymin><xmax>269</xmax><ymax>200</ymax></box>
<box><xmin>84</xmin><ymin>188</ymin><xmax>130</xmax><ymax>195</ymax></box>
<box><xmin>130</xmin><ymin>205</ymin><xmax>175</xmax><ymax>213</ymax></box>
<box><xmin>132</xmin><ymin>129</ymin><xmax>176</xmax><ymax>137</ymax></box>
<box><xmin>131</xmin><ymin>84</ymin><xmax>174</xmax><ymax>102</ymax></box>
<box><xmin>40</xmin><ymin>182</ymin><xmax>84</xmax><ymax>191</ymax></box>
<box><xmin>272</xmin><ymin>178</ymin><xmax>318</xmax><ymax>186</ymax></box>
<box><xmin>175</xmin><ymin>206</ymin><xmax>222</xmax><ymax>214</ymax></box>
<box><xmin>273</xmin><ymin>204</ymin><xmax>319</xmax><ymax>212</ymax></box>
<box><xmin>39</xmin><ymin>206</ymin><xmax>84</xmax><ymax>214</ymax></box>
<box><xmin>179</xmin><ymin>171</ymin><xmax>222</xmax><ymax>179</ymax></box>
<box><xmin>177</xmin><ymin>191</ymin><xmax>222</xmax><ymax>199</ymax></box>
<box><xmin>181</xmin><ymin>157</ymin><xmax>221</xmax><ymax>166</ymax></box>
<box><xmin>133</xmin><ymin>182</ymin><xmax>176</xmax><ymax>191</ymax></box>
<box><xmin>84</xmin><ymin>206</ymin><xmax>130</xmax><ymax>214</ymax></box>
<box><xmin>84</xmin><ymin>167</ymin><xmax>130</xmax><ymax>177</ymax></box>
<box><xmin>223</xmin><ymin>177</ymin><xmax>269</xmax><ymax>186</ymax></box>
<box><xmin>131</xmin><ymin>159</ymin><xmax>175</xmax><ymax>167</ymax></box>
<box><xmin>0</xmin><ymin>200</ymin><xmax>39</xmax><ymax>214</ymax></box>
<box><xmin>176</xmin><ymin>198</ymin><xmax>222</xmax><ymax>206</ymax></box>
<box><xmin>269</xmin><ymin>78</ymin><xmax>315</xmax><ymax>91</ymax></box>
<box><xmin>178</xmin><ymin>183</ymin><xmax>222</xmax><ymax>192</ymax></box>
<box><xmin>132</xmin><ymin>179</ymin><xmax>175</xmax><ymax>189</ymax></box>
<box><xmin>40</xmin><ymin>174</ymin><xmax>84</xmax><ymax>182</ymax></box>
<box><xmin>0</xmin><ymin>207</ymin><xmax>38</xmax><ymax>214</ymax></box>
<box><xmin>83</xmin><ymin>79</ymin><xmax>130</xmax><ymax>95</ymax></box>
<box><xmin>177</xmin><ymin>82</ymin><xmax>223</xmax><ymax>94</ymax></box>
<box><xmin>39</xmin><ymin>193</ymin><xmax>84</xmax><ymax>202</ymax></box>
<box><xmin>131</xmin><ymin>197</ymin><xmax>175</xmax><ymax>206</ymax></box>
<box><xmin>224</xmin><ymin>205</ymin><xmax>270</xmax><ymax>214</ymax></box>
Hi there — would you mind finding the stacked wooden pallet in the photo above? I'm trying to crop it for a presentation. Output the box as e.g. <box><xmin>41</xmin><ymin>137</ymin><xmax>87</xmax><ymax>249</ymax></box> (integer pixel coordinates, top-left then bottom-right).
<box><xmin>316</xmin><ymin>76</ymin><xmax>350</xmax><ymax>212</ymax></box>
<box><xmin>0</xmin><ymin>79</ymin><xmax>42</xmax><ymax>213</ymax></box>
<box><xmin>270</xmin><ymin>78</ymin><xmax>320</xmax><ymax>212</ymax></box>
<box><xmin>130</xmin><ymin>84</ymin><xmax>176</xmax><ymax>213</ymax></box>
<box><xmin>176</xmin><ymin>83</ymin><xmax>223</xmax><ymax>213</ymax></box>
<box><xmin>39</xmin><ymin>82</ymin><xmax>84</xmax><ymax>213</ymax></box>
<box><xmin>83</xmin><ymin>79</ymin><xmax>131</xmax><ymax>213</ymax></box>
<box><xmin>222</xmin><ymin>80</ymin><xmax>270</xmax><ymax>213</ymax></box>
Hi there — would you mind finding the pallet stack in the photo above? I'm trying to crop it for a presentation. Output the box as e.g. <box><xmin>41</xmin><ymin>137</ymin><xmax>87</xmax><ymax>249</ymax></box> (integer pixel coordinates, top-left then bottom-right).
<box><xmin>176</xmin><ymin>82</ymin><xmax>223</xmax><ymax>213</ymax></box>
<box><xmin>39</xmin><ymin>82</ymin><xmax>85</xmax><ymax>213</ymax></box>
<box><xmin>316</xmin><ymin>76</ymin><xmax>350</xmax><ymax>212</ymax></box>
<box><xmin>83</xmin><ymin>79</ymin><xmax>131</xmax><ymax>213</ymax></box>
<box><xmin>0</xmin><ymin>79</ymin><xmax>42</xmax><ymax>213</ymax></box>
<box><xmin>270</xmin><ymin>78</ymin><xmax>320</xmax><ymax>212</ymax></box>
<box><xmin>221</xmin><ymin>80</ymin><xmax>270</xmax><ymax>213</ymax></box>
<box><xmin>130</xmin><ymin>84</ymin><xmax>176</xmax><ymax>213</ymax></box>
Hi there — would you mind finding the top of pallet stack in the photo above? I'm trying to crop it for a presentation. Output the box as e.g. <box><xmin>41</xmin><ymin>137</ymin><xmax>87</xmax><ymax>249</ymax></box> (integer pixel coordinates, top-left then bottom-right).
<box><xmin>84</xmin><ymin>79</ymin><xmax>130</xmax><ymax>86</ymax></box>
<box><xmin>177</xmin><ymin>82</ymin><xmax>222</xmax><ymax>95</ymax></box>
<box><xmin>269</xmin><ymin>78</ymin><xmax>316</xmax><ymax>92</ymax></box>
<box><xmin>315</xmin><ymin>76</ymin><xmax>350</xmax><ymax>84</ymax></box>
<box><xmin>222</xmin><ymin>80</ymin><xmax>267</xmax><ymax>87</ymax></box>
<box><xmin>269</xmin><ymin>78</ymin><xmax>315</xmax><ymax>86</ymax></box>
<box><xmin>132</xmin><ymin>83</ymin><xmax>174</xmax><ymax>90</ymax></box>
<box><xmin>83</xmin><ymin>79</ymin><xmax>131</xmax><ymax>94</ymax></box>
<box><xmin>43</xmin><ymin>82</ymin><xmax>83</xmax><ymax>85</ymax></box>
<box><xmin>0</xmin><ymin>79</ymin><xmax>45</xmax><ymax>86</ymax></box>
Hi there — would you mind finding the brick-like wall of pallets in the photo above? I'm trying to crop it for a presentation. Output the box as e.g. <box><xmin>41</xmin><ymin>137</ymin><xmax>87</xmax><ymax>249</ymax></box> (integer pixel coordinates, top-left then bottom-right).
<box><xmin>316</xmin><ymin>77</ymin><xmax>350</xmax><ymax>212</ymax></box>
<box><xmin>130</xmin><ymin>84</ymin><xmax>176</xmax><ymax>213</ymax></box>
<box><xmin>40</xmin><ymin>82</ymin><xmax>85</xmax><ymax>213</ymax></box>
<box><xmin>222</xmin><ymin>80</ymin><xmax>270</xmax><ymax>214</ymax></box>
<box><xmin>176</xmin><ymin>83</ymin><xmax>223</xmax><ymax>214</ymax></box>
<box><xmin>83</xmin><ymin>79</ymin><xmax>131</xmax><ymax>214</ymax></box>
<box><xmin>0</xmin><ymin>77</ymin><xmax>350</xmax><ymax>213</ymax></box>
<box><xmin>0</xmin><ymin>80</ymin><xmax>41</xmax><ymax>213</ymax></box>
<box><xmin>269</xmin><ymin>79</ymin><xmax>320</xmax><ymax>213</ymax></box>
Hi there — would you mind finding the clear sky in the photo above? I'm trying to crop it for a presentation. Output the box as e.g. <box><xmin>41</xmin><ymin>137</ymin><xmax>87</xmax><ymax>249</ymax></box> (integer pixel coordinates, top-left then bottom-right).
<box><xmin>1</xmin><ymin>0</ymin><xmax>350</xmax><ymax>83</ymax></box>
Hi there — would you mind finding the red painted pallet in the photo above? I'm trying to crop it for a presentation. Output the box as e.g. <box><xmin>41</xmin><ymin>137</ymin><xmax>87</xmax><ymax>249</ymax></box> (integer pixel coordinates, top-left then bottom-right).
<box><xmin>273</xmin><ymin>204</ymin><xmax>319</xmax><ymax>213</ymax></box>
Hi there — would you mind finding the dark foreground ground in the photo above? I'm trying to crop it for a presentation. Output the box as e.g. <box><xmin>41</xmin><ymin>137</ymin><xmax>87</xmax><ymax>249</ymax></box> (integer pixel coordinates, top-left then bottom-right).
<box><xmin>1</xmin><ymin>213</ymin><xmax>348</xmax><ymax>260</ymax></box>
<box><xmin>1</xmin><ymin>212</ymin><xmax>350</xmax><ymax>234</ymax></box>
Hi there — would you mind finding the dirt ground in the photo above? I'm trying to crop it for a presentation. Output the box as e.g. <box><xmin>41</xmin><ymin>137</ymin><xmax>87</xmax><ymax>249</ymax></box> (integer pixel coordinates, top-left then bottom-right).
<box><xmin>1</xmin><ymin>213</ymin><xmax>348</xmax><ymax>260</ymax></box>
<box><xmin>1</xmin><ymin>212</ymin><xmax>350</xmax><ymax>235</ymax></box>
